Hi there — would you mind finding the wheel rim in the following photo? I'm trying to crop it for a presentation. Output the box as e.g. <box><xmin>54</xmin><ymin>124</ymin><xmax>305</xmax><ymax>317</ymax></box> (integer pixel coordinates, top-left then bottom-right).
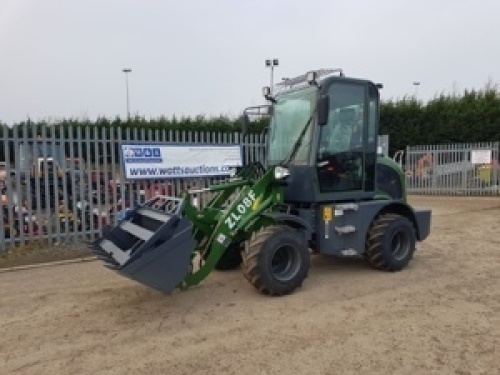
<box><xmin>270</xmin><ymin>244</ymin><xmax>300</xmax><ymax>282</ymax></box>
<box><xmin>390</xmin><ymin>230</ymin><xmax>411</xmax><ymax>261</ymax></box>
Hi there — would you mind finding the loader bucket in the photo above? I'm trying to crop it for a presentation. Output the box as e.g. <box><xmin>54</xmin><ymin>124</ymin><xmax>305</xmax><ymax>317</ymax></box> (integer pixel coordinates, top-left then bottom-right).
<box><xmin>91</xmin><ymin>196</ymin><xmax>197</xmax><ymax>294</ymax></box>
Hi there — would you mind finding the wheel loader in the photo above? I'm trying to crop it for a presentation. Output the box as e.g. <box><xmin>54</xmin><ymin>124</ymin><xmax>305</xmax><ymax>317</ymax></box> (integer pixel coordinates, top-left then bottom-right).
<box><xmin>92</xmin><ymin>69</ymin><xmax>431</xmax><ymax>296</ymax></box>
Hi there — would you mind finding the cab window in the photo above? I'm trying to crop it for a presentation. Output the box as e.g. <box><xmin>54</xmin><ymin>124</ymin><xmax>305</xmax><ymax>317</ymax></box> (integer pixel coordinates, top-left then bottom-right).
<box><xmin>317</xmin><ymin>83</ymin><xmax>366</xmax><ymax>192</ymax></box>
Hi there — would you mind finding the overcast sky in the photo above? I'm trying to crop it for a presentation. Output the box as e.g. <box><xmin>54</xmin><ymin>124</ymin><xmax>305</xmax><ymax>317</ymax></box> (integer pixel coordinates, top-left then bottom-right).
<box><xmin>1</xmin><ymin>0</ymin><xmax>498</xmax><ymax>124</ymax></box>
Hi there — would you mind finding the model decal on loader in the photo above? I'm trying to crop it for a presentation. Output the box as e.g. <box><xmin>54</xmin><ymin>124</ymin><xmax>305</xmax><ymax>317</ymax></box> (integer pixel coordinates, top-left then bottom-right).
<box><xmin>224</xmin><ymin>190</ymin><xmax>256</xmax><ymax>230</ymax></box>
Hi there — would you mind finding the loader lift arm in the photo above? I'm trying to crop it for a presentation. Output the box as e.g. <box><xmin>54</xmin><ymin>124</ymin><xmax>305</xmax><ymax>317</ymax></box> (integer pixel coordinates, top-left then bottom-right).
<box><xmin>182</xmin><ymin>166</ymin><xmax>282</xmax><ymax>287</ymax></box>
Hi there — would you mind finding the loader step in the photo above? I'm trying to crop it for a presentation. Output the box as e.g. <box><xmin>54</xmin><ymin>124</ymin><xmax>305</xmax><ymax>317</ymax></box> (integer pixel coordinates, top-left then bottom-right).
<box><xmin>335</xmin><ymin>203</ymin><xmax>359</xmax><ymax>211</ymax></box>
<box><xmin>335</xmin><ymin>225</ymin><xmax>356</xmax><ymax>235</ymax></box>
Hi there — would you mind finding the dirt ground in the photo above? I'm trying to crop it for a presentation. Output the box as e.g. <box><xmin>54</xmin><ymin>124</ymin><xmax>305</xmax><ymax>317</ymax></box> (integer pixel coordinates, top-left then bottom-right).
<box><xmin>0</xmin><ymin>196</ymin><xmax>499</xmax><ymax>375</ymax></box>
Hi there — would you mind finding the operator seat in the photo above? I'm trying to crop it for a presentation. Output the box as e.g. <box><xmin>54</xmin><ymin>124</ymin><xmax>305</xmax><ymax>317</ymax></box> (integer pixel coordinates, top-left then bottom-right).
<box><xmin>317</xmin><ymin>108</ymin><xmax>363</xmax><ymax>192</ymax></box>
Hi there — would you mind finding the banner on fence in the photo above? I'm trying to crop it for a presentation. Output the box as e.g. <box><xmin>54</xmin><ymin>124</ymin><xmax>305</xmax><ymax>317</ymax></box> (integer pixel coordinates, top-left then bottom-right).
<box><xmin>120</xmin><ymin>143</ymin><xmax>243</xmax><ymax>179</ymax></box>
<box><xmin>471</xmin><ymin>149</ymin><xmax>492</xmax><ymax>164</ymax></box>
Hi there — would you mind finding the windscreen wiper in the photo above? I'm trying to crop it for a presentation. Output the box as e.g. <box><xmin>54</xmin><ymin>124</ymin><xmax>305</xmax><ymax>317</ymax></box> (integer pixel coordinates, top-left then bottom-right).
<box><xmin>279</xmin><ymin>117</ymin><xmax>313</xmax><ymax>166</ymax></box>
<box><xmin>279</xmin><ymin>108</ymin><xmax>316</xmax><ymax>166</ymax></box>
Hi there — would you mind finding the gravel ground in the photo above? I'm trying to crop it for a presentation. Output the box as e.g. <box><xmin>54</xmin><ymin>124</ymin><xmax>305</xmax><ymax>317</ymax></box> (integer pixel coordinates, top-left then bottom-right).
<box><xmin>0</xmin><ymin>195</ymin><xmax>499</xmax><ymax>375</ymax></box>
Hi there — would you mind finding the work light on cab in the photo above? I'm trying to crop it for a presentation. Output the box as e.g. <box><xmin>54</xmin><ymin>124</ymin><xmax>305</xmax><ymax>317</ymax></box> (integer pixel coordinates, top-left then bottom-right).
<box><xmin>274</xmin><ymin>165</ymin><xmax>290</xmax><ymax>180</ymax></box>
<box><xmin>306</xmin><ymin>71</ymin><xmax>317</xmax><ymax>85</ymax></box>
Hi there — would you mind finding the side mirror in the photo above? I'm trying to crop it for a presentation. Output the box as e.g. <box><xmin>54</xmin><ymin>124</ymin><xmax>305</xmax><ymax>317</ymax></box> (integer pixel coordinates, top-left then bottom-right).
<box><xmin>317</xmin><ymin>95</ymin><xmax>330</xmax><ymax>126</ymax></box>
<box><xmin>240</xmin><ymin>113</ymin><xmax>250</xmax><ymax>135</ymax></box>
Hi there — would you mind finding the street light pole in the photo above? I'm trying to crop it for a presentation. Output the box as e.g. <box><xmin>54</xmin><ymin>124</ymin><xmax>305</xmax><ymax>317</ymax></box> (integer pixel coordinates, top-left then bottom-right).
<box><xmin>413</xmin><ymin>81</ymin><xmax>420</xmax><ymax>100</ymax></box>
<box><xmin>122</xmin><ymin>68</ymin><xmax>132</xmax><ymax>119</ymax></box>
<box><xmin>265</xmin><ymin>58</ymin><xmax>279</xmax><ymax>94</ymax></box>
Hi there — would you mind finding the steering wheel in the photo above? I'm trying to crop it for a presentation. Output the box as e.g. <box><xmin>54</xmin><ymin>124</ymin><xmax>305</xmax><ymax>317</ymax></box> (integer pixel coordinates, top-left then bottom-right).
<box><xmin>317</xmin><ymin>153</ymin><xmax>344</xmax><ymax>173</ymax></box>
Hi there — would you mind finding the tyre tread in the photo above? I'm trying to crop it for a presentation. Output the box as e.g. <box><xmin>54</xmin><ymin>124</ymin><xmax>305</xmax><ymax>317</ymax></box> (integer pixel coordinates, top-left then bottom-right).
<box><xmin>365</xmin><ymin>213</ymin><xmax>415</xmax><ymax>271</ymax></box>
<box><xmin>242</xmin><ymin>225</ymin><xmax>308</xmax><ymax>296</ymax></box>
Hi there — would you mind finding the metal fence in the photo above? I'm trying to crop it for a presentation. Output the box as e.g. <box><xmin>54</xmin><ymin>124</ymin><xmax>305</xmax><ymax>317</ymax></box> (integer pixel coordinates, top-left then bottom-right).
<box><xmin>400</xmin><ymin>142</ymin><xmax>500</xmax><ymax>195</ymax></box>
<box><xmin>0</xmin><ymin>124</ymin><xmax>266</xmax><ymax>250</ymax></box>
<box><xmin>4</xmin><ymin>123</ymin><xmax>492</xmax><ymax>250</ymax></box>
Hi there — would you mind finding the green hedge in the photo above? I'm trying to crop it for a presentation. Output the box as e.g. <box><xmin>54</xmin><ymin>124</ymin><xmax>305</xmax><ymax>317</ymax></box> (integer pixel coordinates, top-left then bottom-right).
<box><xmin>2</xmin><ymin>85</ymin><xmax>499</xmax><ymax>157</ymax></box>
<box><xmin>380</xmin><ymin>86</ymin><xmax>500</xmax><ymax>153</ymax></box>
<box><xmin>1</xmin><ymin>115</ymin><xmax>269</xmax><ymax>140</ymax></box>
<box><xmin>0</xmin><ymin>115</ymin><xmax>270</xmax><ymax>163</ymax></box>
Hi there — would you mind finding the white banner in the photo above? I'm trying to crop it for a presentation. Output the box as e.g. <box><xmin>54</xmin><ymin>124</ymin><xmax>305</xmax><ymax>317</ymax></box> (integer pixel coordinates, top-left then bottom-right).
<box><xmin>121</xmin><ymin>144</ymin><xmax>243</xmax><ymax>180</ymax></box>
<box><xmin>471</xmin><ymin>150</ymin><xmax>492</xmax><ymax>165</ymax></box>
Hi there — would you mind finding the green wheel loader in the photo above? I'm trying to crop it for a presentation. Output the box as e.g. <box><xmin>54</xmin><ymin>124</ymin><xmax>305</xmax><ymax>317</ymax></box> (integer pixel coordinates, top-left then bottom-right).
<box><xmin>92</xmin><ymin>69</ymin><xmax>431</xmax><ymax>296</ymax></box>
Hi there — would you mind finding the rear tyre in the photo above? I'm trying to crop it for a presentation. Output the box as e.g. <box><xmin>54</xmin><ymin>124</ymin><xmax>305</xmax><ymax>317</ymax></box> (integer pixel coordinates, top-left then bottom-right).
<box><xmin>365</xmin><ymin>213</ymin><xmax>416</xmax><ymax>271</ymax></box>
<box><xmin>242</xmin><ymin>225</ymin><xmax>309</xmax><ymax>296</ymax></box>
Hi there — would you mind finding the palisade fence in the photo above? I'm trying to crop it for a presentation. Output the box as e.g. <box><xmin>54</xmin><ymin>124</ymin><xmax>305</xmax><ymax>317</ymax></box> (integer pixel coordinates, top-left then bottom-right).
<box><xmin>401</xmin><ymin>142</ymin><xmax>500</xmax><ymax>195</ymax></box>
<box><xmin>0</xmin><ymin>124</ymin><xmax>266</xmax><ymax>250</ymax></box>
<box><xmin>2</xmin><ymin>123</ymin><xmax>496</xmax><ymax>250</ymax></box>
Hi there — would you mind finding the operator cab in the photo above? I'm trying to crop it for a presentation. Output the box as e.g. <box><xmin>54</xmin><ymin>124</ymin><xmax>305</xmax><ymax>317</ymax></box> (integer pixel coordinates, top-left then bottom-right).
<box><xmin>245</xmin><ymin>69</ymin><xmax>385</xmax><ymax>204</ymax></box>
<box><xmin>315</xmin><ymin>80</ymin><xmax>378</xmax><ymax>197</ymax></box>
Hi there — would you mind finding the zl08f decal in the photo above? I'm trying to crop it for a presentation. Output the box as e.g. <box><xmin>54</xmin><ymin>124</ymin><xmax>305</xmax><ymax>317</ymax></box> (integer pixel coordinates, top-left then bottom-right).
<box><xmin>225</xmin><ymin>190</ymin><xmax>257</xmax><ymax>230</ymax></box>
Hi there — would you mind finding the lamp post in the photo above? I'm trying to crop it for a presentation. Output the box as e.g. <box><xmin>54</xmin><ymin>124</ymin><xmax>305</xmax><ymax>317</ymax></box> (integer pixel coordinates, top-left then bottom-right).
<box><xmin>413</xmin><ymin>81</ymin><xmax>420</xmax><ymax>99</ymax></box>
<box><xmin>265</xmin><ymin>59</ymin><xmax>279</xmax><ymax>94</ymax></box>
<box><xmin>122</xmin><ymin>68</ymin><xmax>132</xmax><ymax>119</ymax></box>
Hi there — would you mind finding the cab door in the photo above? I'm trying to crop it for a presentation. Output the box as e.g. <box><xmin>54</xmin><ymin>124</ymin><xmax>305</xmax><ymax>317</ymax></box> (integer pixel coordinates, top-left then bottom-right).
<box><xmin>315</xmin><ymin>81</ymin><xmax>378</xmax><ymax>199</ymax></box>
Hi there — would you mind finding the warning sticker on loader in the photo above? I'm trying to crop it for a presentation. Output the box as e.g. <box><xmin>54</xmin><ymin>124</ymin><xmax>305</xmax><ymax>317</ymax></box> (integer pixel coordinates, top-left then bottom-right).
<box><xmin>121</xmin><ymin>143</ymin><xmax>243</xmax><ymax>179</ymax></box>
<box><xmin>323</xmin><ymin>206</ymin><xmax>333</xmax><ymax>222</ymax></box>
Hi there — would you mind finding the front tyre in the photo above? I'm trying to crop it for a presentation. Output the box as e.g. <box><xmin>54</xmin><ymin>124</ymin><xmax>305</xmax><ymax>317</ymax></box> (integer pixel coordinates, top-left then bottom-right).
<box><xmin>242</xmin><ymin>225</ymin><xmax>309</xmax><ymax>296</ymax></box>
<box><xmin>365</xmin><ymin>213</ymin><xmax>416</xmax><ymax>271</ymax></box>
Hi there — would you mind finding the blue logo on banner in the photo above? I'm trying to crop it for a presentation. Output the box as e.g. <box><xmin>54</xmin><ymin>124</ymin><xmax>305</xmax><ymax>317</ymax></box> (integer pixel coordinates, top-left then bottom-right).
<box><xmin>123</xmin><ymin>147</ymin><xmax>163</xmax><ymax>163</ymax></box>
